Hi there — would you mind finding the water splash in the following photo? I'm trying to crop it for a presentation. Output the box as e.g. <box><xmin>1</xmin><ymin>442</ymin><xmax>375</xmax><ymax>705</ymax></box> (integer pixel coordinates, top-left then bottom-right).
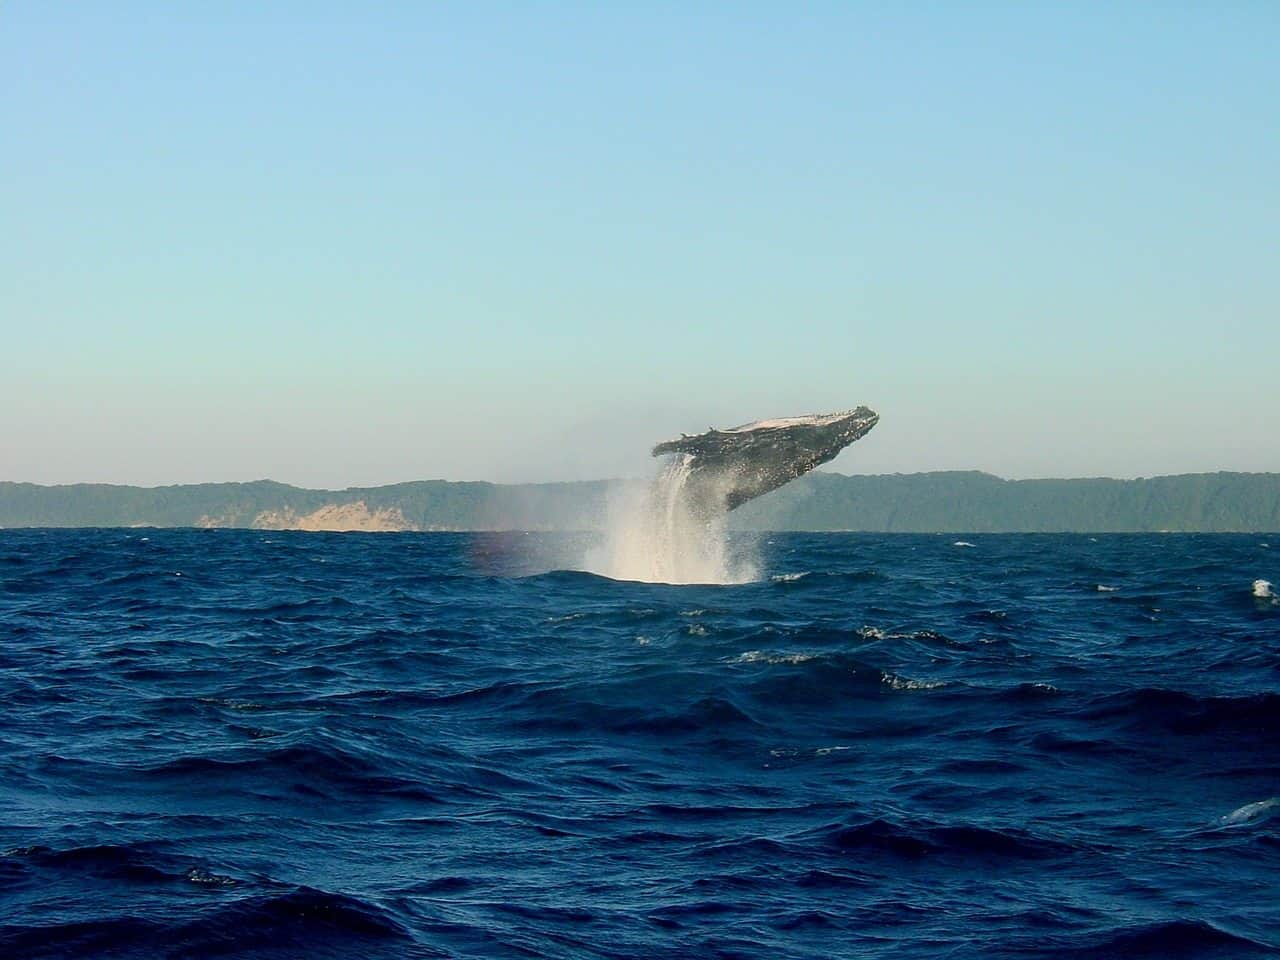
<box><xmin>583</xmin><ymin>455</ymin><xmax>759</xmax><ymax>584</ymax></box>
<box><xmin>1254</xmin><ymin>579</ymin><xmax>1275</xmax><ymax>605</ymax></box>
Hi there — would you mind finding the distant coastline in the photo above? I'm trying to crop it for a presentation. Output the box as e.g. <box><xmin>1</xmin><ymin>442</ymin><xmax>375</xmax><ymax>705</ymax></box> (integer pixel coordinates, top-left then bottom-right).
<box><xmin>2</xmin><ymin>472</ymin><xmax>1278</xmax><ymax>533</ymax></box>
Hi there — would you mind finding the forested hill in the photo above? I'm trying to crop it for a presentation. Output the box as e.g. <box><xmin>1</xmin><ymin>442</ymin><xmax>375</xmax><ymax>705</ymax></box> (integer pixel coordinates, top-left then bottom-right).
<box><xmin>729</xmin><ymin>471</ymin><xmax>1280</xmax><ymax>533</ymax></box>
<box><xmin>0</xmin><ymin>479</ymin><xmax>615</xmax><ymax>533</ymax></box>
<box><xmin>1</xmin><ymin>472</ymin><xmax>1277</xmax><ymax>533</ymax></box>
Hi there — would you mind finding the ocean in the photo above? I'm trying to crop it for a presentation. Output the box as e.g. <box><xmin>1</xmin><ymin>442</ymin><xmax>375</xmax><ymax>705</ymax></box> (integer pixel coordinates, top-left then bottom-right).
<box><xmin>1</xmin><ymin>528</ymin><xmax>1277</xmax><ymax>958</ymax></box>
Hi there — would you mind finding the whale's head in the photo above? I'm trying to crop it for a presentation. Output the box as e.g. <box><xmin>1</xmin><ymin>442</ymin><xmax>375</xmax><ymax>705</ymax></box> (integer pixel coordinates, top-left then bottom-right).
<box><xmin>720</xmin><ymin>406</ymin><xmax>879</xmax><ymax>463</ymax></box>
<box><xmin>807</xmin><ymin>407</ymin><xmax>880</xmax><ymax>452</ymax></box>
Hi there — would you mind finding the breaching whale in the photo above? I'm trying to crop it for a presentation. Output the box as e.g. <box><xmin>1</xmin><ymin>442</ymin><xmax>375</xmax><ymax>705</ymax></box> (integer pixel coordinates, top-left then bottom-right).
<box><xmin>652</xmin><ymin>406</ymin><xmax>879</xmax><ymax>513</ymax></box>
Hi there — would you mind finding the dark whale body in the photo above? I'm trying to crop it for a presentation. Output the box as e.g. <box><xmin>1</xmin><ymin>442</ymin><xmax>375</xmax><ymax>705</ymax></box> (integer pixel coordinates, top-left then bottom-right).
<box><xmin>652</xmin><ymin>407</ymin><xmax>879</xmax><ymax>512</ymax></box>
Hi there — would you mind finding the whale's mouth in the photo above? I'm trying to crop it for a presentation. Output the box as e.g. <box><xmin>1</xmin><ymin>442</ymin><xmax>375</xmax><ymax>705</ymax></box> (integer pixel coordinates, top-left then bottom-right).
<box><xmin>836</xmin><ymin>409</ymin><xmax>880</xmax><ymax>439</ymax></box>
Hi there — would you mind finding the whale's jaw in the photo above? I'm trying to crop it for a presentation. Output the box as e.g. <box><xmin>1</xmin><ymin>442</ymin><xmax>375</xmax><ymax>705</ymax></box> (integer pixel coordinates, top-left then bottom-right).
<box><xmin>651</xmin><ymin>406</ymin><xmax>879</xmax><ymax>513</ymax></box>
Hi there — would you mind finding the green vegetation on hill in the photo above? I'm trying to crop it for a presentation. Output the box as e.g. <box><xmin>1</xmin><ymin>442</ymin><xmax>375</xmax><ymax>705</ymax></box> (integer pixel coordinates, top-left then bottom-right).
<box><xmin>0</xmin><ymin>479</ymin><xmax>617</xmax><ymax>532</ymax></box>
<box><xmin>0</xmin><ymin>472</ymin><xmax>1277</xmax><ymax>532</ymax></box>
<box><xmin>729</xmin><ymin>471</ymin><xmax>1280</xmax><ymax>532</ymax></box>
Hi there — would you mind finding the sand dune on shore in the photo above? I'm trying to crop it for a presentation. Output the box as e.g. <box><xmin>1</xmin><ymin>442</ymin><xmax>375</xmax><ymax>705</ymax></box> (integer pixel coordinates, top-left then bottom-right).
<box><xmin>250</xmin><ymin>501</ymin><xmax>414</xmax><ymax>532</ymax></box>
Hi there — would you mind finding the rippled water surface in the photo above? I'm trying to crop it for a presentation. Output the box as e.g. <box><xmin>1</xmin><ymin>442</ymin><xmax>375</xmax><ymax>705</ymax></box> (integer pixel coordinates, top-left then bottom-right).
<box><xmin>2</xmin><ymin>529</ymin><xmax>1278</xmax><ymax>958</ymax></box>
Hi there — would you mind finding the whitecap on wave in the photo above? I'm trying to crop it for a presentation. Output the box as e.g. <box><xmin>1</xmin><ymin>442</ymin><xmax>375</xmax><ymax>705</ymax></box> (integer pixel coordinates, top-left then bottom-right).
<box><xmin>732</xmin><ymin>649</ymin><xmax>817</xmax><ymax>665</ymax></box>
<box><xmin>881</xmin><ymin>674</ymin><xmax>948</xmax><ymax>691</ymax></box>
<box><xmin>1219</xmin><ymin>797</ymin><xmax>1279</xmax><ymax>826</ymax></box>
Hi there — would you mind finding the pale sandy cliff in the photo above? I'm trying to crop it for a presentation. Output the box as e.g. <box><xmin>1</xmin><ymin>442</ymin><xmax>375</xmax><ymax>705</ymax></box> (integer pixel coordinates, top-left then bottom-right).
<box><xmin>201</xmin><ymin>501</ymin><xmax>415</xmax><ymax>532</ymax></box>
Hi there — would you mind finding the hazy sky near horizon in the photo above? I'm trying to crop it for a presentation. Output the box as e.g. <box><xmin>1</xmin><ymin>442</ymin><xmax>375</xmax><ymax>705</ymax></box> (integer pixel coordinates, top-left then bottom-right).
<box><xmin>3</xmin><ymin>3</ymin><xmax>1276</xmax><ymax>488</ymax></box>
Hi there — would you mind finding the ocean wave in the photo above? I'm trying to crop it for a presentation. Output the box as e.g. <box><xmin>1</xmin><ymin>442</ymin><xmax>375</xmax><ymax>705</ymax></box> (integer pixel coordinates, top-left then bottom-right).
<box><xmin>138</xmin><ymin>742</ymin><xmax>443</xmax><ymax>802</ymax></box>
<box><xmin>9</xmin><ymin>887</ymin><xmax>420</xmax><ymax>960</ymax></box>
<box><xmin>0</xmin><ymin>917</ymin><xmax>164</xmax><ymax>959</ymax></box>
<box><xmin>517</xmin><ymin>690</ymin><xmax>763</xmax><ymax>736</ymax></box>
<box><xmin>855</xmin><ymin>626</ymin><xmax>968</xmax><ymax>648</ymax></box>
<box><xmin>808</xmin><ymin>817</ymin><xmax>1074</xmax><ymax>861</ymax></box>
<box><xmin>1060</xmin><ymin>918</ymin><xmax>1277</xmax><ymax>958</ymax></box>
<box><xmin>768</xmin><ymin>569</ymin><xmax>883</xmax><ymax>588</ymax></box>
<box><xmin>1218</xmin><ymin>797</ymin><xmax>1280</xmax><ymax>827</ymax></box>
<box><xmin>998</xmin><ymin>681</ymin><xmax>1061</xmax><ymax>700</ymax></box>
<box><xmin>1</xmin><ymin>843</ymin><xmax>178</xmax><ymax>887</ymax></box>
<box><xmin>881</xmin><ymin>673</ymin><xmax>948</xmax><ymax>691</ymax></box>
<box><xmin>736</xmin><ymin>652</ymin><xmax>895</xmax><ymax>705</ymax></box>
<box><xmin>1083</xmin><ymin>688</ymin><xmax>1280</xmax><ymax>741</ymax></box>
<box><xmin>4</xmin><ymin>528</ymin><xmax>1278</xmax><ymax>959</ymax></box>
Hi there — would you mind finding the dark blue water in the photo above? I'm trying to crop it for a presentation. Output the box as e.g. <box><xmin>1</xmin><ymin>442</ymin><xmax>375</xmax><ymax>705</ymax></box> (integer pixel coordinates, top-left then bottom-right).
<box><xmin>2</xmin><ymin>530</ymin><xmax>1278</xmax><ymax>959</ymax></box>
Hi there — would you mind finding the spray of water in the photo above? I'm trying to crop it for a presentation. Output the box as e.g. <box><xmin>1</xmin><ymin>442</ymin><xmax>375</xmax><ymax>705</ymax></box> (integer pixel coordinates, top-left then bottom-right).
<box><xmin>583</xmin><ymin>455</ymin><xmax>759</xmax><ymax>584</ymax></box>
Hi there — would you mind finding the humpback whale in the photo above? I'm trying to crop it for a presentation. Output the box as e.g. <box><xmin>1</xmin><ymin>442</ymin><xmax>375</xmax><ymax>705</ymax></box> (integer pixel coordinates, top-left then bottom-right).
<box><xmin>652</xmin><ymin>406</ymin><xmax>879</xmax><ymax>513</ymax></box>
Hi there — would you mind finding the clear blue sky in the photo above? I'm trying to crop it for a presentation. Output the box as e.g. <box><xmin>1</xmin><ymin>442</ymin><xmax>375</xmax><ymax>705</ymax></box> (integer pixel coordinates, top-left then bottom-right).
<box><xmin>3</xmin><ymin>3</ymin><xmax>1276</xmax><ymax>487</ymax></box>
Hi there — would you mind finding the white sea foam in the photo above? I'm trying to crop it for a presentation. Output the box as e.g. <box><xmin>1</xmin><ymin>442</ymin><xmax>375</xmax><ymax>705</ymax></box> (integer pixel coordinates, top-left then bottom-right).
<box><xmin>770</xmin><ymin>744</ymin><xmax>852</xmax><ymax>759</ymax></box>
<box><xmin>882</xmin><ymin>673</ymin><xmax>947</xmax><ymax>691</ymax></box>
<box><xmin>546</xmin><ymin>612</ymin><xmax>588</xmax><ymax>624</ymax></box>
<box><xmin>771</xmin><ymin>572</ymin><xmax>808</xmax><ymax>582</ymax></box>
<box><xmin>1097</xmin><ymin>584</ymin><xmax>1119</xmax><ymax>592</ymax></box>
<box><xmin>1253</xmin><ymin>579</ymin><xmax>1274</xmax><ymax>599</ymax></box>
<box><xmin>186</xmin><ymin>867</ymin><xmax>236</xmax><ymax>887</ymax></box>
<box><xmin>582</xmin><ymin>454</ymin><xmax>759</xmax><ymax>584</ymax></box>
<box><xmin>953</xmin><ymin>541</ymin><xmax>975</xmax><ymax>548</ymax></box>
<box><xmin>733</xmin><ymin>649</ymin><xmax>816</xmax><ymax>665</ymax></box>
<box><xmin>1219</xmin><ymin>798</ymin><xmax>1279</xmax><ymax>826</ymax></box>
